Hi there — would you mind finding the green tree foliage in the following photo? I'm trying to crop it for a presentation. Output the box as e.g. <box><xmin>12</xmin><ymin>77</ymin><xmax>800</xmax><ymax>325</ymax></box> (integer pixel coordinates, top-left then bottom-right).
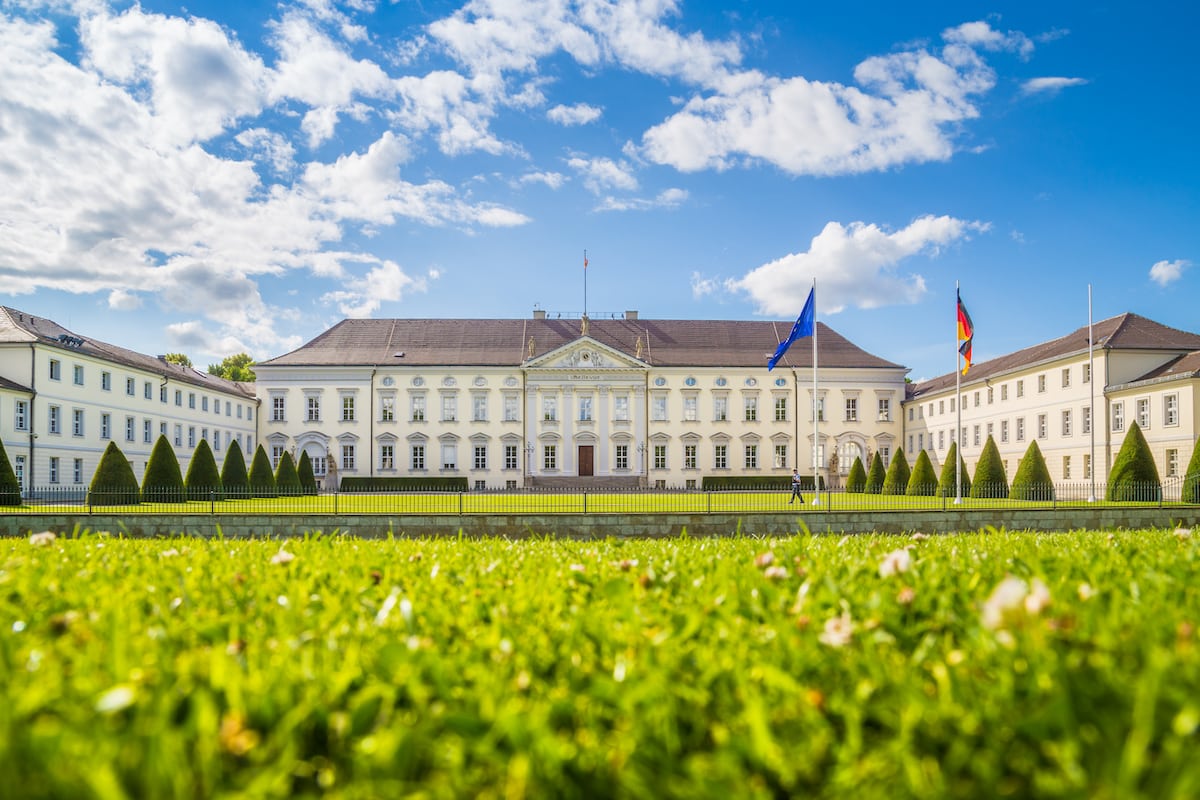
<box><xmin>90</xmin><ymin>441</ymin><xmax>140</xmax><ymax>505</ymax></box>
<box><xmin>162</xmin><ymin>353</ymin><xmax>193</xmax><ymax>368</ymax></box>
<box><xmin>275</xmin><ymin>451</ymin><xmax>302</xmax><ymax>496</ymax></box>
<box><xmin>865</xmin><ymin>452</ymin><xmax>886</xmax><ymax>495</ymax></box>
<box><xmin>1106</xmin><ymin>422</ymin><xmax>1162</xmax><ymax>501</ymax></box>
<box><xmin>882</xmin><ymin>449</ymin><xmax>911</xmax><ymax>496</ymax></box>
<box><xmin>1011</xmin><ymin>440</ymin><xmax>1055</xmax><ymax>501</ymax></box>
<box><xmin>1184</xmin><ymin>437</ymin><xmax>1200</xmax><ymax>504</ymax></box>
<box><xmin>297</xmin><ymin>450</ymin><xmax>318</xmax><ymax>496</ymax></box>
<box><xmin>0</xmin><ymin>438</ymin><xmax>21</xmax><ymax>506</ymax></box>
<box><xmin>207</xmin><ymin>353</ymin><xmax>256</xmax><ymax>382</ymax></box>
<box><xmin>142</xmin><ymin>435</ymin><xmax>185</xmax><ymax>502</ymax></box>
<box><xmin>185</xmin><ymin>439</ymin><xmax>222</xmax><ymax>501</ymax></box>
<box><xmin>936</xmin><ymin>442</ymin><xmax>971</xmax><ymax>498</ymax></box>
<box><xmin>970</xmin><ymin>436</ymin><xmax>1009</xmax><ymax>499</ymax></box>
<box><xmin>906</xmin><ymin>450</ymin><xmax>938</xmax><ymax>496</ymax></box>
<box><xmin>248</xmin><ymin>445</ymin><xmax>278</xmax><ymax>498</ymax></box>
<box><xmin>221</xmin><ymin>439</ymin><xmax>249</xmax><ymax>499</ymax></box>
<box><xmin>845</xmin><ymin>456</ymin><xmax>866</xmax><ymax>493</ymax></box>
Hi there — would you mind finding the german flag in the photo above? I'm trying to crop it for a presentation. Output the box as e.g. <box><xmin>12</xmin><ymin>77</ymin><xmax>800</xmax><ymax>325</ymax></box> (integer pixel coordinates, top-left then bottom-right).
<box><xmin>957</xmin><ymin>290</ymin><xmax>974</xmax><ymax>375</ymax></box>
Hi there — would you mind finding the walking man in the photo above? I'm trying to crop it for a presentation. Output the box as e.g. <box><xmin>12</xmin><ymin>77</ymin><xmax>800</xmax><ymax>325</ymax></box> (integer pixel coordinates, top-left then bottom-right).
<box><xmin>789</xmin><ymin>469</ymin><xmax>804</xmax><ymax>504</ymax></box>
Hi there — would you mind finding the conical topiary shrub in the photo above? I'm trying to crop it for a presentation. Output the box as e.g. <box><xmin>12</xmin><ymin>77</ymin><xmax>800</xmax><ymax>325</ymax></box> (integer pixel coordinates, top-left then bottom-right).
<box><xmin>90</xmin><ymin>441</ymin><xmax>140</xmax><ymax>506</ymax></box>
<box><xmin>0</xmin><ymin>438</ymin><xmax>21</xmax><ymax>506</ymax></box>
<box><xmin>221</xmin><ymin>438</ymin><xmax>249</xmax><ymax>499</ymax></box>
<box><xmin>1106</xmin><ymin>422</ymin><xmax>1161</xmax><ymax>502</ymax></box>
<box><xmin>248</xmin><ymin>445</ymin><xmax>278</xmax><ymax>498</ymax></box>
<box><xmin>882</xmin><ymin>449</ymin><xmax>911</xmax><ymax>496</ymax></box>
<box><xmin>1184</xmin><ymin>437</ymin><xmax>1200</xmax><ymax>504</ymax></box>
<box><xmin>185</xmin><ymin>439</ymin><xmax>222</xmax><ymax>501</ymax></box>
<box><xmin>845</xmin><ymin>456</ymin><xmax>866</xmax><ymax>493</ymax></box>
<box><xmin>142</xmin><ymin>435</ymin><xmax>185</xmax><ymax>503</ymax></box>
<box><xmin>1011</xmin><ymin>440</ymin><xmax>1055</xmax><ymax>501</ymax></box>
<box><xmin>865</xmin><ymin>451</ymin><xmax>885</xmax><ymax>495</ymax></box>
<box><xmin>906</xmin><ymin>450</ymin><xmax>938</xmax><ymax>496</ymax></box>
<box><xmin>970</xmin><ymin>435</ymin><xmax>1009</xmax><ymax>499</ymax></box>
<box><xmin>297</xmin><ymin>450</ymin><xmax>318</xmax><ymax>496</ymax></box>
<box><xmin>275</xmin><ymin>451</ymin><xmax>302</xmax><ymax>496</ymax></box>
<box><xmin>936</xmin><ymin>442</ymin><xmax>971</xmax><ymax>498</ymax></box>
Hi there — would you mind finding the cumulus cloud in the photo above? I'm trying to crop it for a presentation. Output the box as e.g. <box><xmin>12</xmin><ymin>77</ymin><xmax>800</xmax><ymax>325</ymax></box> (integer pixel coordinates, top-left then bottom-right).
<box><xmin>567</xmin><ymin>155</ymin><xmax>638</xmax><ymax>193</ymax></box>
<box><xmin>518</xmin><ymin>170</ymin><xmax>567</xmax><ymax>189</ymax></box>
<box><xmin>547</xmin><ymin>102</ymin><xmax>602</xmax><ymax>125</ymax></box>
<box><xmin>730</xmin><ymin>215</ymin><xmax>990</xmax><ymax>316</ymax></box>
<box><xmin>596</xmin><ymin>187</ymin><xmax>687</xmax><ymax>212</ymax></box>
<box><xmin>1021</xmin><ymin>76</ymin><xmax>1087</xmax><ymax>95</ymax></box>
<box><xmin>1149</xmin><ymin>259</ymin><xmax>1189</xmax><ymax>287</ymax></box>
<box><xmin>321</xmin><ymin>259</ymin><xmax>427</xmax><ymax>317</ymax></box>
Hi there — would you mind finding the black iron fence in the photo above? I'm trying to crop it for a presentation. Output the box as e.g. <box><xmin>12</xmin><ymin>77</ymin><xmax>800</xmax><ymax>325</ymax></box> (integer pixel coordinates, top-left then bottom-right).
<box><xmin>6</xmin><ymin>478</ymin><xmax>1197</xmax><ymax>515</ymax></box>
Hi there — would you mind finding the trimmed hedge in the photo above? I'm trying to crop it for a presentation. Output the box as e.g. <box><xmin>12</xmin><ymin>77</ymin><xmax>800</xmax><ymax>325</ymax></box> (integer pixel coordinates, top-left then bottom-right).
<box><xmin>248</xmin><ymin>445</ymin><xmax>278</xmax><ymax>498</ymax></box>
<box><xmin>936</xmin><ymin>442</ymin><xmax>971</xmax><ymax>498</ymax></box>
<box><xmin>1184</xmin><ymin>437</ymin><xmax>1200</xmax><ymax>504</ymax></box>
<box><xmin>0</xmin><ymin>438</ymin><xmax>20</xmax><ymax>506</ymax></box>
<box><xmin>1011</xmin><ymin>440</ymin><xmax>1055</xmax><ymax>501</ymax></box>
<box><xmin>297</xmin><ymin>451</ymin><xmax>318</xmax><ymax>496</ymax></box>
<box><xmin>970</xmin><ymin>435</ymin><xmax>1009</xmax><ymax>499</ymax></box>
<box><xmin>89</xmin><ymin>441</ymin><xmax>140</xmax><ymax>506</ymax></box>
<box><xmin>221</xmin><ymin>439</ymin><xmax>250</xmax><ymax>498</ymax></box>
<box><xmin>882</xmin><ymin>449</ymin><xmax>911</xmax><ymax>496</ymax></box>
<box><xmin>906</xmin><ymin>450</ymin><xmax>938</xmax><ymax>496</ymax></box>
<box><xmin>865</xmin><ymin>452</ymin><xmax>886</xmax><ymax>495</ymax></box>
<box><xmin>142</xmin><ymin>435</ymin><xmax>185</xmax><ymax>503</ymax></box>
<box><xmin>1107</xmin><ymin>422</ymin><xmax>1161</xmax><ymax>502</ymax></box>
<box><xmin>275</xmin><ymin>451</ymin><xmax>302</xmax><ymax>496</ymax></box>
<box><xmin>845</xmin><ymin>456</ymin><xmax>866</xmax><ymax>494</ymax></box>
<box><xmin>184</xmin><ymin>439</ymin><xmax>222</xmax><ymax>501</ymax></box>
<box><xmin>340</xmin><ymin>477</ymin><xmax>470</xmax><ymax>492</ymax></box>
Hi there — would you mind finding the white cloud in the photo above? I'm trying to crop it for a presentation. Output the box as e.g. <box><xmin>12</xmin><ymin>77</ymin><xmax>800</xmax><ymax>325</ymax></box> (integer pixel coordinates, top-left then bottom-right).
<box><xmin>321</xmin><ymin>259</ymin><xmax>426</xmax><ymax>317</ymax></box>
<box><xmin>567</xmin><ymin>155</ymin><xmax>638</xmax><ymax>193</ymax></box>
<box><xmin>236</xmin><ymin>127</ymin><xmax>297</xmax><ymax>174</ymax></box>
<box><xmin>1149</xmin><ymin>259</ymin><xmax>1189</xmax><ymax>287</ymax></box>
<box><xmin>547</xmin><ymin>102</ymin><xmax>602</xmax><ymax>125</ymax></box>
<box><xmin>730</xmin><ymin>215</ymin><xmax>990</xmax><ymax>316</ymax></box>
<box><xmin>518</xmin><ymin>170</ymin><xmax>567</xmax><ymax>189</ymax></box>
<box><xmin>596</xmin><ymin>187</ymin><xmax>687</xmax><ymax>212</ymax></box>
<box><xmin>691</xmin><ymin>271</ymin><xmax>718</xmax><ymax>299</ymax></box>
<box><xmin>1021</xmin><ymin>76</ymin><xmax>1087</xmax><ymax>95</ymax></box>
<box><xmin>942</xmin><ymin>21</ymin><xmax>1033</xmax><ymax>58</ymax></box>
<box><xmin>107</xmin><ymin>289</ymin><xmax>142</xmax><ymax>310</ymax></box>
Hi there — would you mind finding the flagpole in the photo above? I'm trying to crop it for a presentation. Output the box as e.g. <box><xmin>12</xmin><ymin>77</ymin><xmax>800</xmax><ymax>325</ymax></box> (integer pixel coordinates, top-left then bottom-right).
<box><xmin>812</xmin><ymin>279</ymin><xmax>820</xmax><ymax>505</ymax></box>
<box><xmin>955</xmin><ymin>281</ymin><xmax>962</xmax><ymax>505</ymax></box>
<box><xmin>1088</xmin><ymin>284</ymin><xmax>1096</xmax><ymax>503</ymax></box>
<box><xmin>583</xmin><ymin>250</ymin><xmax>588</xmax><ymax>318</ymax></box>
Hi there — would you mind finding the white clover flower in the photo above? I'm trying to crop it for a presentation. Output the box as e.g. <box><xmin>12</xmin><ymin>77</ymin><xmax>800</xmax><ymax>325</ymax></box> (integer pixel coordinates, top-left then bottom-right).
<box><xmin>982</xmin><ymin>576</ymin><xmax>1029</xmax><ymax>630</ymax></box>
<box><xmin>29</xmin><ymin>531</ymin><xmax>57</xmax><ymax>546</ymax></box>
<box><xmin>878</xmin><ymin>548</ymin><xmax>912</xmax><ymax>578</ymax></box>
<box><xmin>270</xmin><ymin>549</ymin><xmax>295</xmax><ymax>565</ymax></box>
<box><xmin>819</xmin><ymin>612</ymin><xmax>854</xmax><ymax>648</ymax></box>
<box><xmin>763</xmin><ymin>565</ymin><xmax>789</xmax><ymax>581</ymax></box>
<box><xmin>1024</xmin><ymin>579</ymin><xmax>1052</xmax><ymax>615</ymax></box>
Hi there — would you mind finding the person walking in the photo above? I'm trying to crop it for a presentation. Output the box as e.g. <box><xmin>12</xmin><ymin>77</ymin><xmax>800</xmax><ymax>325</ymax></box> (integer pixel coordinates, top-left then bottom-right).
<box><xmin>789</xmin><ymin>469</ymin><xmax>804</xmax><ymax>504</ymax></box>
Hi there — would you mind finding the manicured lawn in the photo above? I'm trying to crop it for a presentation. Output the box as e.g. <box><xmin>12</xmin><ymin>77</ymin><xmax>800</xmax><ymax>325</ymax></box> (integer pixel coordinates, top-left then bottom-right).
<box><xmin>2</xmin><ymin>528</ymin><xmax>1199</xmax><ymax>798</ymax></box>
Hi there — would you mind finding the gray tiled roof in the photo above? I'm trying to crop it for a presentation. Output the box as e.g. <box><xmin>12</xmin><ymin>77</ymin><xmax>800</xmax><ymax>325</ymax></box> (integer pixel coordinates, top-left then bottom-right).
<box><xmin>0</xmin><ymin>306</ymin><xmax>256</xmax><ymax>399</ymax></box>
<box><xmin>0</xmin><ymin>374</ymin><xmax>32</xmax><ymax>394</ymax></box>
<box><xmin>257</xmin><ymin>317</ymin><xmax>905</xmax><ymax>370</ymax></box>
<box><xmin>1121</xmin><ymin>350</ymin><xmax>1200</xmax><ymax>385</ymax></box>
<box><xmin>910</xmin><ymin>313</ymin><xmax>1200</xmax><ymax>398</ymax></box>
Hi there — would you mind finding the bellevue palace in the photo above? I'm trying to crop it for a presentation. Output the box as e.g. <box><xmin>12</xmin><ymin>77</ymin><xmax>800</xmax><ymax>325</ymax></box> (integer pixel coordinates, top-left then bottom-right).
<box><xmin>2</xmin><ymin>305</ymin><xmax>1198</xmax><ymax>492</ymax></box>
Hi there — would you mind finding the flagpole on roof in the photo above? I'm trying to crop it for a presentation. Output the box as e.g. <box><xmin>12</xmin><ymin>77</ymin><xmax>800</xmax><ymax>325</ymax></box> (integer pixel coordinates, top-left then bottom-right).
<box><xmin>955</xmin><ymin>281</ymin><xmax>962</xmax><ymax>505</ymax></box>
<box><xmin>583</xmin><ymin>250</ymin><xmax>588</xmax><ymax>319</ymax></box>
<box><xmin>1088</xmin><ymin>284</ymin><xmax>1096</xmax><ymax>503</ymax></box>
<box><xmin>812</xmin><ymin>278</ymin><xmax>821</xmax><ymax>505</ymax></box>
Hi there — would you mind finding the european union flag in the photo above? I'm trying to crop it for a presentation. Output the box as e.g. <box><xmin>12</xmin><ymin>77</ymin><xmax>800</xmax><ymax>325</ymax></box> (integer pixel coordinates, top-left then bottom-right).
<box><xmin>767</xmin><ymin>287</ymin><xmax>815</xmax><ymax>371</ymax></box>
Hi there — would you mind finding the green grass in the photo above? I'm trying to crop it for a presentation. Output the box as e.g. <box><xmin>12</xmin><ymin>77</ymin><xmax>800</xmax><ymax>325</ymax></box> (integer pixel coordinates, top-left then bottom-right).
<box><xmin>2</xmin><ymin>528</ymin><xmax>1199</xmax><ymax>798</ymax></box>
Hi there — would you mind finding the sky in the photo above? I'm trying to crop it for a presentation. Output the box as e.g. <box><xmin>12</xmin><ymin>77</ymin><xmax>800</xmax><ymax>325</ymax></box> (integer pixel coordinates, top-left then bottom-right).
<box><xmin>1</xmin><ymin>0</ymin><xmax>1197</xmax><ymax>382</ymax></box>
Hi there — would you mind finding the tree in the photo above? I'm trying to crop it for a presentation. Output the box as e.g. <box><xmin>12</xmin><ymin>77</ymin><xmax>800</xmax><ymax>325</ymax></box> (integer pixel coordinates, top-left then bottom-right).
<box><xmin>142</xmin><ymin>435</ymin><xmax>185</xmax><ymax>503</ymax></box>
<box><xmin>207</xmin><ymin>353</ymin><xmax>256</xmax><ymax>382</ymax></box>
<box><xmin>0</xmin><ymin>438</ymin><xmax>20</xmax><ymax>506</ymax></box>
<box><xmin>970</xmin><ymin>435</ymin><xmax>1009</xmax><ymax>499</ymax></box>
<box><xmin>297</xmin><ymin>450</ymin><xmax>318</xmax><ymax>496</ymax></box>
<box><xmin>845</xmin><ymin>456</ymin><xmax>866</xmax><ymax>494</ymax></box>
<box><xmin>906</xmin><ymin>450</ymin><xmax>938</xmax><ymax>496</ymax></box>
<box><xmin>1184</xmin><ymin>436</ymin><xmax>1200</xmax><ymax>504</ymax></box>
<box><xmin>936</xmin><ymin>442</ymin><xmax>971</xmax><ymax>498</ymax></box>
<box><xmin>882</xmin><ymin>449</ymin><xmax>911</xmax><ymax>495</ymax></box>
<box><xmin>1011</xmin><ymin>440</ymin><xmax>1055</xmax><ymax>501</ymax></box>
<box><xmin>163</xmin><ymin>353</ymin><xmax>193</xmax><ymax>368</ymax></box>
<box><xmin>185</xmin><ymin>439</ymin><xmax>222</xmax><ymax>501</ymax></box>
<box><xmin>90</xmin><ymin>441</ymin><xmax>140</xmax><ymax>506</ymax></box>
<box><xmin>248</xmin><ymin>444</ymin><xmax>278</xmax><ymax>498</ymax></box>
<box><xmin>1106</xmin><ymin>422</ymin><xmax>1161</xmax><ymax>501</ymax></box>
<box><xmin>221</xmin><ymin>438</ymin><xmax>250</xmax><ymax>499</ymax></box>
<box><xmin>865</xmin><ymin>451</ymin><xmax>886</xmax><ymax>494</ymax></box>
<box><xmin>275</xmin><ymin>451</ymin><xmax>302</xmax><ymax>496</ymax></box>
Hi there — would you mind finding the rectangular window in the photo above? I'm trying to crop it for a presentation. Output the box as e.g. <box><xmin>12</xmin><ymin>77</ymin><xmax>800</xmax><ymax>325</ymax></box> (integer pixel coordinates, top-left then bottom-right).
<box><xmin>684</xmin><ymin>396</ymin><xmax>698</xmax><ymax>421</ymax></box>
<box><xmin>411</xmin><ymin>444</ymin><xmax>426</xmax><ymax>471</ymax></box>
<box><xmin>972</xmin><ymin>425</ymin><xmax>980</xmax><ymax>446</ymax></box>
<box><xmin>611</xmin><ymin>444</ymin><xmax>627</xmax><ymax>470</ymax></box>
<box><xmin>684</xmin><ymin>443</ymin><xmax>698</xmax><ymax>470</ymax></box>
<box><xmin>1112</xmin><ymin>402</ymin><xmax>1125</xmax><ymax>432</ymax></box>
<box><xmin>188</xmin><ymin>392</ymin><xmax>196</xmax><ymax>409</ymax></box>
<box><xmin>15</xmin><ymin>400</ymin><xmax>28</xmax><ymax>431</ymax></box>
<box><xmin>877</xmin><ymin>397</ymin><xmax>890</xmax><ymax>422</ymax></box>
<box><xmin>272</xmin><ymin>396</ymin><xmax>286</xmax><ymax>421</ymax></box>
<box><xmin>541</xmin><ymin>396</ymin><xmax>557</xmax><ymax>422</ymax></box>
<box><xmin>202</xmin><ymin>396</ymin><xmax>209</xmax><ymax>411</ymax></box>
<box><xmin>175</xmin><ymin>389</ymin><xmax>182</xmax><ymax>406</ymax></box>
<box><xmin>144</xmin><ymin>419</ymin><xmax>152</xmax><ymax>443</ymax></box>
<box><xmin>201</xmin><ymin>428</ymin><xmax>208</xmax><ymax>443</ymax></box>
<box><xmin>881</xmin><ymin>446</ymin><xmax>891</xmax><ymax>466</ymax></box>
<box><xmin>72</xmin><ymin>364</ymin><xmax>84</xmax><ymax>385</ymax></box>
<box><xmin>713</xmin><ymin>396</ymin><xmax>728</xmax><ymax>422</ymax></box>
<box><xmin>1017</xmin><ymin>380</ymin><xmax>1024</xmax><ymax>398</ymax></box>
<box><xmin>441</xmin><ymin>443</ymin><xmax>457</xmax><ymax>470</ymax></box>
<box><xmin>1061</xmin><ymin>368</ymin><xmax>1071</xmax><ymax>388</ymax></box>
<box><xmin>1062</xmin><ymin>410</ymin><xmax>1072</xmax><ymax>437</ymax></box>
<box><xmin>1137</xmin><ymin>398</ymin><xmax>1150</xmax><ymax>429</ymax></box>
<box><xmin>72</xmin><ymin>408</ymin><xmax>84</xmax><ymax>436</ymax></box>
<box><xmin>653</xmin><ymin>444</ymin><xmax>667</xmax><ymax>470</ymax></box>
<box><xmin>614</xmin><ymin>395</ymin><xmax>630</xmax><ymax>421</ymax></box>
<box><xmin>1000</xmin><ymin>384</ymin><xmax>1008</xmax><ymax>401</ymax></box>
<box><xmin>938</xmin><ymin>400</ymin><xmax>945</xmax><ymax>415</ymax></box>
<box><xmin>188</xmin><ymin>427</ymin><xmax>196</xmax><ymax>448</ymax></box>
<box><xmin>73</xmin><ymin>458</ymin><xmax>83</xmax><ymax>484</ymax></box>
<box><xmin>504</xmin><ymin>395</ymin><xmax>520</xmax><ymax>422</ymax></box>
<box><xmin>101</xmin><ymin>413</ymin><xmax>111</xmax><ymax>440</ymax></box>
<box><xmin>381</xmin><ymin>396</ymin><xmax>395</xmax><ymax>422</ymax></box>
<box><xmin>908</xmin><ymin>435</ymin><xmax>914</xmax><ymax>454</ymax></box>
<box><xmin>472</xmin><ymin>395</ymin><xmax>488</xmax><ymax>422</ymax></box>
<box><xmin>160</xmin><ymin>385</ymin><xmax>166</xmax><ymax>403</ymax></box>
<box><xmin>651</xmin><ymin>396</ymin><xmax>667</xmax><ymax>421</ymax></box>
<box><xmin>173</xmin><ymin>424</ymin><xmax>182</xmax><ymax>447</ymax></box>
<box><xmin>504</xmin><ymin>444</ymin><xmax>518</xmax><ymax>470</ymax></box>
<box><xmin>125</xmin><ymin>416</ymin><xmax>135</xmax><ymax>442</ymax></box>
<box><xmin>744</xmin><ymin>396</ymin><xmax>758</xmax><ymax>421</ymax></box>
<box><xmin>342</xmin><ymin>395</ymin><xmax>356</xmax><ymax>422</ymax></box>
<box><xmin>918</xmin><ymin>433</ymin><xmax>924</xmax><ymax>450</ymax></box>
<box><xmin>973</xmin><ymin>392</ymin><xmax>980</xmax><ymax>408</ymax></box>
<box><xmin>845</xmin><ymin>397</ymin><xmax>858</xmax><ymax>422</ymax></box>
<box><xmin>48</xmin><ymin>405</ymin><xmax>61</xmax><ymax>434</ymax></box>
<box><xmin>938</xmin><ymin>430</ymin><xmax>945</xmax><ymax>450</ymax></box>
<box><xmin>744</xmin><ymin>444</ymin><xmax>758</xmax><ymax>469</ymax></box>
<box><xmin>306</xmin><ymin>396</ymin><xmax>321</xmax><ymax>422</ymax></box>
<box><xmin>1037</xmin><ymin>374</ymin><xmax>1046</xmax><ymax>393</ymax></box>
<box><xmin>1083</xmin><ymin>363</ymin><xmax>1091</xmax><ymax>383</ymax></box>
<box><xmin>774</xmin><ymin>444</ymin><xmax>788</xmax><ymax>469</ymax></box>
<box><xmin>1165</xmin><ymin>394</ymin><xmax>1179</xmax><ymax>426</ymax></box>
<box><xmin>1082</xmin><ymin>406</ymin><xmax>1091</xmax><ymax>434</ymax></box>
<box><xmin>225</xmin><ymin>401</ymin><xmax>231</xmax><ymax>416</ymax></box>
<box><xmin>987</xmin><ymin>387</ymin><xmax>994</xmax><ymax>404</ymax></box>
<box><xmin>342</xmin><ymin>444</ymin><xmax>356</xmax><ymax>471</ymax></box>
<box><xmin>1167</xmin><ymin>449</ymin><xmax>1179</xmax><ymax>477</ymax></box>
<box><xmin>1084</xmin><ymin>453</ymin><xmax>1092</xmax><ymax>480</ymax></box>
<box><xmin>1037</xmin><ymin>414</ymin><xmax>1047</xmax><ymax>439</ymax></box>
<box><xmin>380</xmin><ymin>444</ymin><xmax>395</xmax><ymax>470</ymax></box>
<box><xmin>1063</xmin><ymin>455</ymin><xmax>1071</xmax><ymax>479</ymax></box>
<box><xmin>271</xmin><ymin>445</ymin><xmax>285</xmax><ymax>468</ymax></box>
<box><xmin>1000</xmin><ymin>419</ymin><xmax>1009</xmax><ymax>443</ymax></box>
<box><xmin>99</xmin><ymin>371</ymin><xmax>110</xmax><ymax>391</ymax></box>
<box><xmin>213</xmin><ymin>432</ymin><xmax>221</xmax><ymax>451</ymax></box>
<box><xmin>49</xmin><ymin>457</ymin><xmax>59</xmax><ymax>483</ymax></box>
<box><xmin>411</xmin><ymin>395</ymin><xmax>426</xmax><ymax>422</ymax></box>
<box><xmin>579</xmin><ymin>395</ymin><xmax>595</xmax><ymax>421</ymax></box>
<box><xmin>713</xmin><ymin>444</ymin><xmax>728</xmax><ymax>470</ymax></box>
<box><xmin>49</xmin><ymin>359</ymin><xmax>61</xmax><ymax>381</ymax></box>
<box><xmin>776</xmin><ymin>396</ymin><xmax>789</xmax><ymax>422</ymax></box>
<box><xmin>473</xmin><ymin>445</ymin><xmax>487</xmax><ymax>470</ymax></box>
<box><xmin>543</xmin><ymin>445</ymin><xmax>557</xmax><ymax>471</ymax></box>
<box><xmin>126</xmin><ymin>377</ymin><xmax>135</xmax><ymax>396</ymax></box>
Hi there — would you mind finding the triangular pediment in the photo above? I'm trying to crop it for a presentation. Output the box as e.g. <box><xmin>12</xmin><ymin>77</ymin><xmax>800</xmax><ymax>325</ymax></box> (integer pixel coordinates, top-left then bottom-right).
<box><xmin>526</xmin><ymin>337</ymin><xmax>646</xmax><ymax>371</ymax></box>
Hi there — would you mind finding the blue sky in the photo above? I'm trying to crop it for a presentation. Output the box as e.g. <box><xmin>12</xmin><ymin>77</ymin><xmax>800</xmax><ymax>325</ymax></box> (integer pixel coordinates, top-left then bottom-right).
<box><xmin>1</xmin><ymin>0</ymin><xmax>1196</xmax><ymax>381</ymax></box>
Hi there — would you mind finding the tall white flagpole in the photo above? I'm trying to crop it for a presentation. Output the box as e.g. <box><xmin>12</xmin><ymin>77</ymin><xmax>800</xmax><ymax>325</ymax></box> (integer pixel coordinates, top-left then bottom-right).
<box><xmin>955</xmin><ymin>281</ymin><xmax>963</xmax><ymax>505</ymax></box>
<box><xmin>812</xmin><ymin>279</ymin><xmax>821</xmax><ymax>505</ymax></box>
<box><xmin>1088</xmin><ymin>284</ymin><xmax>1096</xmax><ymax>502</ymax></box>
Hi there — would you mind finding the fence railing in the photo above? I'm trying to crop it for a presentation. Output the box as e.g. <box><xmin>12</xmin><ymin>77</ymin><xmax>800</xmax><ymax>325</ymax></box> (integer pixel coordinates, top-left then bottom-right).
<box><xmin>5</xmin><ymin>479</ymin><xmax>1197</xmax><ymax>516</ymax></box>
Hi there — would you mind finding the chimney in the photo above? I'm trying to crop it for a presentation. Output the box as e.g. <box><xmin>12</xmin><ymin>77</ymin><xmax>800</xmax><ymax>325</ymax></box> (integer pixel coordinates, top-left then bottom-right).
<box><xmin>624</xmin><ymin>310</ymin><xmax>639</xmax><ymax>320</ymax></box>
<box><xmin>533</xmin><ymin>309</ymin><xmax>546</xmax><ymax>320</ymax></box>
